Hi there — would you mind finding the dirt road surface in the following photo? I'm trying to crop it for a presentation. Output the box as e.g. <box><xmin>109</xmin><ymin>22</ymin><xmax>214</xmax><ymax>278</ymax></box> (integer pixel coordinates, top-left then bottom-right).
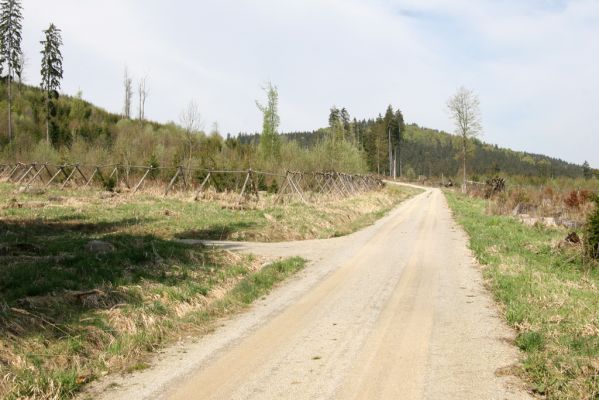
<box><xmin>89</xmin><ymin>187</ymin><xmax>531</xmax><ymax>400</ymax></box>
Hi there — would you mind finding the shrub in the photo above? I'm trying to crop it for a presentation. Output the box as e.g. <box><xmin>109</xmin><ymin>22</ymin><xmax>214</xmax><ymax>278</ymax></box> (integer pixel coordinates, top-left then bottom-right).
<box><xmin>564</xmin><ymin>190</ymin><xmax>593</xmax><ymax>209</ymax></box>
<box><xmin>102</xmin><ymin>176</ymin><xmax>116</xmax><ymax>192</ymax></box>
<box><xmin>511</xmin><ymin>188</ymin><xmax>530</xmax><ymax>205</ymax></box>
<box><xmin>584</xmin><ymin>195</ymin><xmax>599</xmax><ymax>260</ymax></box>
<box><xmin>148</xmin><ymin>154</ymin><xmax>160</xmax><ymax>179</ymax></box>
<box><xmin>267</xmin><ymin>179</ymin><xmax>279</xmax><ymax>194</ymax></box>
<box><xmin>257</xmin><ymin>174</ymin><xmax>267</xmax><ymax>191</ymax></box>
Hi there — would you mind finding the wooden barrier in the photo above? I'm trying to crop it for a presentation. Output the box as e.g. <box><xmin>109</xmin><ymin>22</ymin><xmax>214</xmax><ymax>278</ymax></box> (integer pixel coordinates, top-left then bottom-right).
<box><xmin>0</xmin><ymin>161</ymin><xmax>384</xmax><ymax>204</ymax></box>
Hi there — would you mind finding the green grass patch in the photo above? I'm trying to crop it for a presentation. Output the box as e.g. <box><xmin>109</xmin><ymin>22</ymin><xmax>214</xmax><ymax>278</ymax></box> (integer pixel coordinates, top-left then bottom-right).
<box><xmin>0</xmin><ymin>180</ymin><xmax>418</xmax><ymax>399</ymax></box>
<box><xmin>445</xmin><ymin>191</ymin><xmax>599</xmax><ymax>400</ymax></box>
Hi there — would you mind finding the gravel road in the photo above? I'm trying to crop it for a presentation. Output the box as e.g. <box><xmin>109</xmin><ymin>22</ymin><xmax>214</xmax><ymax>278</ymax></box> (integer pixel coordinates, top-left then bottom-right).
<box><xmin>88</xmin><ymin>187</ymin><xmax>532</xmax><ymax>400</ymax></box>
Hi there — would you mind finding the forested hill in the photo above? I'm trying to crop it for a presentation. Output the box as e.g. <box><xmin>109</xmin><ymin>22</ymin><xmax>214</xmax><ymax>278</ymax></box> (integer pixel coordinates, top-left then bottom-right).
<box><xmin>0</xmin><ymin>81</ymin><xmax>586</xmax><ymax>179</ymax></box>
<box><xmin>239</xmin><ymin>123</ymin><xmax>584</xmax><ymax>179</ymax></box>
<box><xmin>398</xmin><ymin>124</ymin><xmax>582</xmax><ymax>179</ymax></box>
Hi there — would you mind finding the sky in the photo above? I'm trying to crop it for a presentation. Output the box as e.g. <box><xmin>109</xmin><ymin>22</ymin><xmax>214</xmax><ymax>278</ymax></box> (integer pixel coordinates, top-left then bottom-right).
<box><xmin>22</xmin><ymin>0</ymin><xmax>599</xmax><ymax>167</ymax></box>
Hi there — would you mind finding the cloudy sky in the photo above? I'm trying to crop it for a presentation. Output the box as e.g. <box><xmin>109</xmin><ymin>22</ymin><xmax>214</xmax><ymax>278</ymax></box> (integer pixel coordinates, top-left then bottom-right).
<box><xmin>23</xmin><ymin>0</ymin><xmax>598</xmax><ymax>166</ymax></box>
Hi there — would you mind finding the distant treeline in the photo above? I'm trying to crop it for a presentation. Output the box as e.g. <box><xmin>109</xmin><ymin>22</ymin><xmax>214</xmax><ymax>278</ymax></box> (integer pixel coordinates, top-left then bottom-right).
<box><xmin>0</xmin><ymin>82</ymin><xmax>591</xmax><ymax>181</ymax></box>
<box><xmin>240</xmin><ymin>121</ymin><xmax>585</xmax><ymax>179</ymax></box>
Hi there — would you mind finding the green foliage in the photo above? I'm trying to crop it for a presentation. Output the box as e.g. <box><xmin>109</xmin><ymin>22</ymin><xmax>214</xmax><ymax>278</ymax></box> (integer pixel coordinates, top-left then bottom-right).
<box><xmin>0</xmin><ymin>79</ymin><xmax>588</xmax><ymax>181</ymax></box>
<box><xmin>516</xmin><ymin>331</ymin><xmax>545</xmax><ymax>352</ymax></box>
<box><xmin>40</xmin><ymin>23</ymin><xmax>63</xmax><ymax>144</ymax></box>
<box><xmin>102</xmin><ymin>175</ymin><xmax>116</xmax><ymax>192</ymax></box>
<box><xmin>40</xmin><ymin>23</ymin><xmax>63</xmax><ymax>94</ymax></box>
<box><xmin>585</xmin><ymin>195</ymin><xmax>599</xmax><ymax>260</ymax></box>
<box><xmin>446</xmin><ymin>191</ymin><xmax>599</xmax><ymax>399</ymax></box>
<box><xmin>267</xmin><ymin>178</ymin><xmax>278</xmax><ymax>194</ymax></box>
<box><xmin>148</xmin><ymin>153</ymin><xmax>160</xmax><ymax>179</ymax></box>
<box><xmin>257</xmin><ymin>174</ymin><xmax>267</xmax><ymax>191</ymax></box>
<box><xmin>0</xmin><ymin>0</ymin><xmax>23</xmax><ymax>144</ymax></box>
<box><xmin>0</xmin><ymin>0</ymin><xmax>23</xmax><ymax>78</ymax></box>
<box><xmin>256</xmin><ymin>82</ymin><xmax>280</xmax><ymax>161</ymax></box>
<box><xmin>582</xmin><ymin>160</ymin><xmax>593</xmax><ymax>179</ymax></box>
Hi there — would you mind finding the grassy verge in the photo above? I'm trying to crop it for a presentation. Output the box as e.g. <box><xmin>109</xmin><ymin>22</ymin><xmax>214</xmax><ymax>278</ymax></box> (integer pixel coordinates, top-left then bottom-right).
<box><xmin>0</xmin><ymin>183</ymin><xmax>419</xmax><ymax>242</ymax></box>
<box><xmin>445</xmin><ymin>191</ymin><xmax>599</xmax><ymax>400</ymax></box>
<box><xmin>1</xmin><ymin>252</ymin><xmax>305</xmax><ymax>399</ymax></box>
<box><xmin>0</xmin><ymin>183</ymin><xmax>418</xmax><ymax>399</ymax></box>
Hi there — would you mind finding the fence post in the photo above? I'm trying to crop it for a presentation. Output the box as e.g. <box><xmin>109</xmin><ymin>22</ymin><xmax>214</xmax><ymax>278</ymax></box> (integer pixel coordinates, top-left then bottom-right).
<box><xmin>164</xmin><ymin>167</ymin><xmax>181</xmax><ymax>196</ymax></box>
<box><xmin>194</xmin><ymin>171</ymin><xmax>212</xmax><ymax>200</ymax></box>
<box><xmin>133</xmin><ymin>166</ymin><xmax>152</xmax><ymax>194</ymax></box>
<box><xmin>60</xmin><ymin>166</ymin><xmax>78</xmax><ymax>189</ymax></box>
<box><xmin>15</xmin><ymin>164</ymin><xmax>34</xmax><ymax>185</ymax></box>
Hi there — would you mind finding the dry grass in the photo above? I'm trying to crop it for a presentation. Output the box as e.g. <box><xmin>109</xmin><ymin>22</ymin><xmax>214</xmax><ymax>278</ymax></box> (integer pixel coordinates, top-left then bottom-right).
<box><xmin>491</xmin><ymin>186</ymin><xmax>594</xmax><ymax>222</ymax></box>
<box><xmin>0</xmin><ymin>181</ymin><xmax>419</xmax><ymax>399</ymax></box>
<box><xmin>446</xmin><ymin>191</ymin><xmax>599</xmax><ymax>399</ymax></box>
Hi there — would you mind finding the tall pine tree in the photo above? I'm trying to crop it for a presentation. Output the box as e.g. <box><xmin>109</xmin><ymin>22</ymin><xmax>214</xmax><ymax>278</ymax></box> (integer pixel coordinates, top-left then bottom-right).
<box><xmin>394</xmin><ymin>109</ymin><xmax>405</xmax><ymax>177</ymax></box>
<box><xmin>40</xmin><ymin>23</ymin><xmax>63</xmax><ymax>145</ymax></box>
<box><xmin>0</xmin><ymin>0</ymin><xmax>23</xmax><ymax>145</ymax></box>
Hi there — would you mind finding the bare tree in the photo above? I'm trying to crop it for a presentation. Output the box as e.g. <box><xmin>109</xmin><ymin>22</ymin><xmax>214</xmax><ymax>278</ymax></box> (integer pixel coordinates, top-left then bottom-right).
<box><xmin>123</xmin><ymin>66</ymin><xmax>133</xmax><ymax>118</ymax></box>
<box><xmin>179</xmin><ymin>100</ymin><xmax>202</xmax><ymax>178</ymax></box>
<box><xmin>16</xmin><ymin>50</ymin><xmax>25</xmax><ymax>85</ymax></box>
<box><xmin>447</xmin><ymin>86</ymin><xmax>482</xmax><ymax>192</ymax></box>
<box><xmin>137</xmin><ymin>76</ymin><xmax>148</xmax><ymax>121</ymax></box>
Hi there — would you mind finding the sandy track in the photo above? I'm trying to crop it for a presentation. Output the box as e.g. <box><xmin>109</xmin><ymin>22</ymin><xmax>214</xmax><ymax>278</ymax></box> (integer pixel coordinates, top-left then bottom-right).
<box><xmin>89</xmin><ymin>187</ymin><xmax>531</xmax><ymax>400</ymax></box>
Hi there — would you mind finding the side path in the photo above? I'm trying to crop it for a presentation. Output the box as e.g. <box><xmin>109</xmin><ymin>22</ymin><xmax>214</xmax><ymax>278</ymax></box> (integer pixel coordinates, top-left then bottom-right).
<box><xmin>86</xmin><ymin>187</ymin><xmax>532</xmax><ymax>400</ymax></box>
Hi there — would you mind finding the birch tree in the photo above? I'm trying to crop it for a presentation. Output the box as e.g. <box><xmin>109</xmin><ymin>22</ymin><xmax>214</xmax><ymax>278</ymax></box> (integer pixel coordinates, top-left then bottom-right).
<box><xmin>256</xmin><ymin>82</ymin><xmax>280</xmax><ymax>160</ymax></box>
<box><xmin>123</xmin><ymin>67</ymin><xmax>133</xmax><ymax>119</ymax></box>
<box><xmin>447</xmin><ymin>86</ymin><xmax>482</xmax><ymax>192</ymax></box>
<box><xmin>179</xmin><ymin>100</ymin><xmax>202</xmax><ymax>178</ymax></box>
<box><xmin>137</xmin><ymin>76</ymin><xmax>148</xmax><ymax>121</ymax></box>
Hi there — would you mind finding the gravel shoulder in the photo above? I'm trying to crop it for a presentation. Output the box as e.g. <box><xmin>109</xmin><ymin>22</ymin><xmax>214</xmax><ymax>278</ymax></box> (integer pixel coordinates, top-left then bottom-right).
<box><xmin>84</xmin><ymin>186</ymin><xmax>532</xmax><ymax>400</ymax></box>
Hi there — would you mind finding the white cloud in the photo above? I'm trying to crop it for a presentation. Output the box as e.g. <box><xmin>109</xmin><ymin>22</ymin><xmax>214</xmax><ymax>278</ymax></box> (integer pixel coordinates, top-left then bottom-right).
<box><xmin>20</xmin><ymin>0</ymin><xmax>599</xmax><ymax>166</ymax></box>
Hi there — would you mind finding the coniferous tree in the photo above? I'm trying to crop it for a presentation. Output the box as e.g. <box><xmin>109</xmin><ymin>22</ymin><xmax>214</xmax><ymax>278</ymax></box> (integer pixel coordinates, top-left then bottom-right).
<box><xmin>0</xmin><ymin>0</ymin><xmax>23</xmax><ymax>144</ymax></box>
<box><xmin>394</xmin><ymin>109</ymin><xmax>405</xmax><ymax>177</ymax></box>
<box><xmin>582</xmin><ymin>161</ymin><xmax>592</xmax><ymax>179</ymax></box>
<box><xmin>384</xmin><ymin>105</ymin><xmax>396</xmax><ymax>176</ymax></box>
<box><xmin>40</xmin><ymin>23</ymin><xmax>63</xmax><ymax>145</ymax></box>
<box><xmin>340</xmin><ymin>107</ymin><xmax>350</xmax><ymax>133</ymax></box>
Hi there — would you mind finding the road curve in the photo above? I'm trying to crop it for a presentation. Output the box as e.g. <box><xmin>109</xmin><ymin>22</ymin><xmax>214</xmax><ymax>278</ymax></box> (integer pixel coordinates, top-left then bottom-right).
<box><xmin>90</xmin><ymin>187</ymin><xmax>531</xmax><ymax>400</ymax></box>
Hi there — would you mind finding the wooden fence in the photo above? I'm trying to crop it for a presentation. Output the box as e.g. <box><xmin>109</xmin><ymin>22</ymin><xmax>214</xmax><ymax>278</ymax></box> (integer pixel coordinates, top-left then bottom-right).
<box><xmin>0</xmin><ymin>162</ymin><xmax>384</xmax><ymax>205</ymax></box>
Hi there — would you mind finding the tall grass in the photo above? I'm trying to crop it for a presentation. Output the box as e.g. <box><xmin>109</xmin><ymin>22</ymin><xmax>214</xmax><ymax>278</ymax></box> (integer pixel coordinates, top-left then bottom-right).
<box><xmin>446</xmin><ymin>191</ymin><xmax>599</xmax><ymax>400</ymax></box>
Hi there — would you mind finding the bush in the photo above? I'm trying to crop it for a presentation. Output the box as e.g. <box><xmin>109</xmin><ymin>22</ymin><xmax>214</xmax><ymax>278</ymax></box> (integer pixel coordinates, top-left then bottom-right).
<box><xmin>102</xmin><ymin>176</ymin><xmax>116</xmax><ymax>192</ymax></box>
<box><xmin>148</xmin><ymin>154</ymin><xmax>160</xmax><ymax>179</ymax></box>
<box><xmin>268</xmin><ymin>179</ymin><xmax>279</xmax><ymax>194</ymax></box>
<box><xmin>257</xmin><ymin>174</ymin><xmax>267</xmax><ymax>191</ymax></box>
<box><xmin>564</xmin><ymin>189</ymin><xmax>593</xmax><ymax>209</ymax></box>
<box><xmin>584</xmin><ymin>195</ymin><xmax>599</xmax><ymax>260</ymax></box>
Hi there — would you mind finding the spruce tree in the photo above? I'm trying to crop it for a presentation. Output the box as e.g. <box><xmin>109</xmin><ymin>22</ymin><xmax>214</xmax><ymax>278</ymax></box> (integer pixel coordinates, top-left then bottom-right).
<box><xmin>0</xmin><ymin>0</ymin><xmax>23</xmax><ymax>144</ymax></box>
<box><xmin>394</xmin><ymin>109</ymin><xmax>405</xmax><ymax>177</ymax></box>
<box><xmin>582</xmin><ymin>161</ymin><xmax>592</xmax><ymax>179</ymax></box>
<box><xmin>40</xmin><ymin>23</ymin><xmax>63</xmax><ymax>145</ymax></box>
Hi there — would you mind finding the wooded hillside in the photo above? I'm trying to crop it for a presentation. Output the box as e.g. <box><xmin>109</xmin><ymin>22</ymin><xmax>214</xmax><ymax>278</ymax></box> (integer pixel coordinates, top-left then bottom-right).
<box><xmin>0</xmin><ymin>82</ymin><xmax>589</xmax><ymax>180</ymax></box>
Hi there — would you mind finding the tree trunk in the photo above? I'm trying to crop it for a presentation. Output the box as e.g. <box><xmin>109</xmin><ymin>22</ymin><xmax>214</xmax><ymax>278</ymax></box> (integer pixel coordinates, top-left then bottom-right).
<box><xmin>8</xmin><ymin>69</ymin><xmax>12</xmax><ymax>144</ymax></box>
<box><xmin>462</xmin><ymin>137</ymin><xmax>467</xmax><ymax>193</ymax></box>
<box><xmin>388</xmin><ymin>127</ymin><xmax>392</xmax><ymax>177</ymax></box>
